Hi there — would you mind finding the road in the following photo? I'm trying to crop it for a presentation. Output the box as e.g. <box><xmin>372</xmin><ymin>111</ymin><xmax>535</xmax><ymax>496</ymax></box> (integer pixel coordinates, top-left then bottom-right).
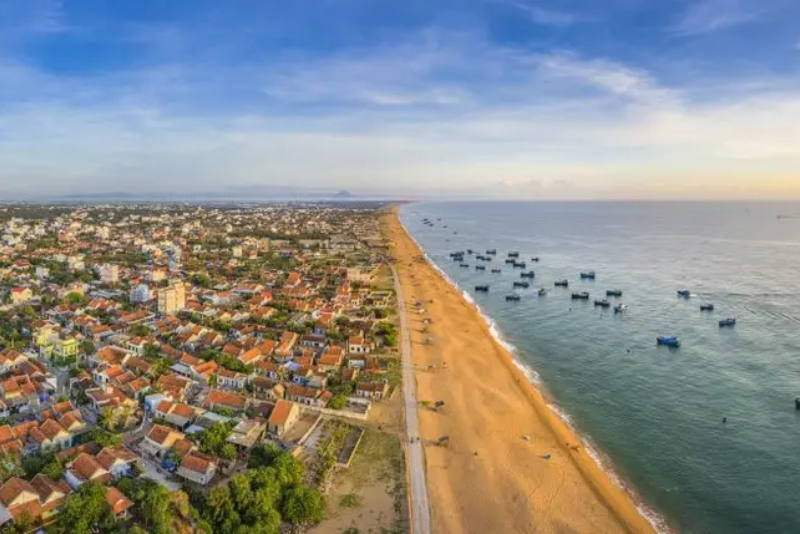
<box><xmin>391</xmin><ymin>264</ymin><xmax>432</xmax><ymax>534</ymax></box>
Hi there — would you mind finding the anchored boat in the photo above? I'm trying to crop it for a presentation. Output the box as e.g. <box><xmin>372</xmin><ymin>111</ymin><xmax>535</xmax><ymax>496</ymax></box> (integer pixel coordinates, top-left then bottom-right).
<box><xmin>594</xmin><ymin>299</ymin><xmax>611</xmax><ymax>308</ymax></box>
<box><xmin>491</xmin><ymin>269</ymin><xmax>502</xmax><ymax>274</ymax></box>
<box><xmin>580</xmin><ymin>271</ymin><xmax>596</xmax><ymax>280</ymax></box>
<box><xmin>475</xmin><ymin>285</ymin><xmax>489</xmax><ymax>292</ymax></box>
<box><xmin>571</xmin><ymin>292</ymin><xmax>590</xmax><ymax>300</ymax></box>
<box><xmin>677</xmin><ymin>290</ymin><xmax>691</xmax><ymax>299</ymax></box>
<box><xmin>513</xmin><ymin>281</ymin><xmax>530</xmax><ymax>289</ymax></box>
<box><xmin>554</xmin><ymin>280</ymin><xmax>569</xmax><ymax>287</ymax></box>
<box><xmin>606</xmin><ymin>289</ymin><xmax>623</xmax><ymax>297</ymax></box>
<box><xmin>520</xmin><ymin>271</ymin><xmax>535</xmax><ymax>279</ymax></box>
<box><xmin>700</xmin><ymin>304</ymin><xmax>715</xmax><ymax>312</ymax></box>
<box><xmin>538</xmin><ymin>287</ymin><xmax>547</xmax><ymax>296</ymax></box>
<box><xmin>614</xmin><ymin>303</ymin><xmax>627</xmax><ymax>314</ymax></box>
<box><xmin>506</xmin><ymin>294</ymin><xmax>521</xmax><ymax>301</ymax></box>
<box><xmin>475</xmin><ymin>265</ymin><xmax>485</xmax><ymax>271</ymax></box>
<box><xmin>719</xmin><ymin>318</ymin><xmax>736</xmax><ymax>327</ymax></box>
<box><xmin>657</xmin><ymin>335</ymin><xmax>681</xmax><ymax>347</ymax></box>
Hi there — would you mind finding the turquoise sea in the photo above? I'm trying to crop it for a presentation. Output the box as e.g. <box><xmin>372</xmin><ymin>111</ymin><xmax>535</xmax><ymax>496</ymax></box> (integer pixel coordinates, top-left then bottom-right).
<box><xmin>400</xmin><ymin>202</ymin><xmax>800</xmax><ymax>534</ymax></box>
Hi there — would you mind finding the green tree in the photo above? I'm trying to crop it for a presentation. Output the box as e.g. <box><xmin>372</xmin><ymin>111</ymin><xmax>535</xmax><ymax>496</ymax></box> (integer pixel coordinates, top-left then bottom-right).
<box><xmin>197</xmin><ymin>422</ymin><xmax>236</xmax><ymax>460</ymax></box>
<box><xmin>81</xmin><ymin>340</ymin><xmax>96</xmax><ymax>355</ymax></box>
<box><xmin>59</xmin><ymin>482</ymin><xmax>115</xmax><ymax>534</ymax></box>
<box><xmin>328</xmin><ymin>394</ymin><xmax>347</xmax><ymax>410</ymax></box>
<box><xmin>281</xmin><ymin>485</ymin><xmax>325</xmax><ymax>528</ymax></box>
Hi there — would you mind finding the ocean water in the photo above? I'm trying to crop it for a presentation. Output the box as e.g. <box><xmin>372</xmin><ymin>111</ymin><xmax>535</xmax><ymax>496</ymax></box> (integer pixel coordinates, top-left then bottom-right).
<box><xmin>399</xmin><ymin>201</ymin><xmax>800</xmax><ymax>534</ymax></box>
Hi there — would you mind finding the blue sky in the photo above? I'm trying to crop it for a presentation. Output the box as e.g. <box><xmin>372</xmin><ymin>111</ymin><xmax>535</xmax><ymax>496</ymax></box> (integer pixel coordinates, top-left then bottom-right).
<box><xmin>1</xmin><ymin>0</ymin><xmax>799</xmax><ymax>199</ymax></box>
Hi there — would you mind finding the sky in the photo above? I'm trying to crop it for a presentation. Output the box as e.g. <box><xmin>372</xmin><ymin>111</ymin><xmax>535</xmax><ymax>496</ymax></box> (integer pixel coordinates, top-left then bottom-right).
<box><xmin>1</xmin><ymin>0</ymin><xmax>800</xmax><ymax>200</ymax></box>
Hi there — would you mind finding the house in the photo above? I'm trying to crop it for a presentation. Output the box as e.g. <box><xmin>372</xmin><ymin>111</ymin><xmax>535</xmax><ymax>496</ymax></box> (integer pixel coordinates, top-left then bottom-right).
<box><xmin>142</xmin><ymin>424</ymin><xmax>185</xmax><ymax>458</ymax></box>
<box><xmin>9</xmin><ymin>287</ymin><xmax>33</xmax><ymax>305</ymax></box>
<box><xmin>205</xmin><ymin>390</ymin><xmax>247</xmax><ymax>413</ymax></box>
<box><xmin>155</xmin><ymin>401</ymin><xmax>196</xmax><ymax>430</ymax></box>
<box><xmin>347</xmin><ymin>335</ymin><xmax>369</xmax><ymax>354</ymax></box>
<box><xmin>251</xmin><ymin>376</ymin><xmax>284</xmax><ymax>401</ymax></box>
<box><xmin>0</xmin><ymin>477</ymin><xmax>42</xmax><ymax>525</ymax></box>
<box><xmin>105</xmin><ymin>486</ymin><xmax>134</xmax><ymax>518</ymax></box>
<box><xmin>267</xmin><ymin>400</ymin><xmax>301</xmax><ymax>438</ymax></box>
<box><xmin>286</xmin><ymin>384</ymin><xmax>320</xmax><ymax>406</ymax></box>
<box><xmin>216</xmin><ymin>368</ymin><xmax>247</xmax><ymax>390</ymax></box>
<box><xmin>29</xmin><ymin>474</ymin><xmax>70</xmax><ymax>519</ymax></box>
<box><xmin>226</xmin><ymin>419</ymin><xmax>266</xmax><ymax>450</ymax></box>
<box><xmin>95</xmin><ymin>446</ymin><xmax>139</xmax><ymax>478</ymax></box>
<box><xmin>29</xmin><ymin>419</ymin><xmax>72</xmax><ymax>452</ymax></box>
<box><xmin>355</xmin><ymin>381</ymin><xmax>390</xmax><ymax>400</ymax></box>
<box><xmin>64</xmin><ymin>452</ymin><xmax>112</xmax><ymax>489</ymax></box>
<box><xmin>177</xmin><ymin>453</ymin><xmax>217</xmax><ymax>485</ymax></box>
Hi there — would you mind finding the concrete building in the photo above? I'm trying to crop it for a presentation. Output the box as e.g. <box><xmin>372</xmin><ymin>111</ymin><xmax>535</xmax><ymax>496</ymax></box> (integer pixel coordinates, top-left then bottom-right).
<box><xmin>129</xmin><ymin>284</ymin><xmax>152</xmax><ymax>304</ymax></box>
<box><xmin>157</xmin><ymin>281</ymin><xmax>186</xmax><ymax>316</ymax></box>
<box><xmin>98</xmin><ymin>264</ymin><xmax>119</xmax><ymax>284</ymax></box>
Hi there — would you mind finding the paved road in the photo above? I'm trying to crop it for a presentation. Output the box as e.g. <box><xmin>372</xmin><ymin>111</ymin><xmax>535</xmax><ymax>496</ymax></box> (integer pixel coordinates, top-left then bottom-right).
<box><xmin>391</xmin><ymin>264</ymin><xmax>432</xmax><ymax>534</ymax></box>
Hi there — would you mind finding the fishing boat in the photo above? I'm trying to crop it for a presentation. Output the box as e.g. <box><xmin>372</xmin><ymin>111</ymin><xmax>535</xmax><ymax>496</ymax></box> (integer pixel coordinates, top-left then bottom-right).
<box><xmin>506</xmin><ymin>294</ymin><xmax>521</xmax><ymax>301</ymax></box>
<box><xmin>580</xmin><ymin>271</ymin><xmax>596</xmax><ymax>280</ymax></box>
<box><xmin>491</xmin><ymin>269</ymin><xmax>502</xmax><ymax>274</ymax></box>
<box><xmin>571</xmin><ymin>292</ymin><xmax>590</xmax><ymax>300</ymax></box>
<box><xmin>475</xmin><ymin>285</ymin><xmax>489</xmax><ymax>292</ymax></box>
<box><xmin>513</xmin><ymin>262</ymin><xmax>526</xmax><ymax>268</ymax></box>
<box><xmin>657</xmin><ymin>335</ymin><xmax>681</xmax><ymax>347</ymax></box>
<box><xmin>513</xmin><ymin>281</ymin><xmax>530</xmax><ymax>289</ymax></box>
<box><xmin>700</xmin><ymin>304</ymin><xmax>715</xmax><ymax>312</ymax></box>
<box><xmin>554</xmin><ymin>279</ymin><xmax>569</xmax><ymax>287</ymax></box>
<box><xmin>476</xmin><ymin>255</ymin><xmax>486</xmax><ymax>261</ymax></box>
<box><xmin>677</xmin><ymin>290</ymin><xmax>691</xmax><ymax>299</ymax></box>
<box><xmin>719</xmin><ymin>318</ymin><xmax>736</xmax><ymax>327</ymax></box>
<box><xmin>507</xmin><ymin>251</ymin><xmax>519</xmax><ymax>258</ymax></box>
<box><xmin>594</xmin><ymin>299</ymin><xmax>611</xmax><ymax>308</ymax></box>
<box><xmin>614</xmin><ymin>303</ymin><xmax>627</xmax><ymax>314</ymax></box>
<box><xmin>475</xmin><ymin>265</ymin><xmax>485</xmax><ymax>271</ymax></box>
<box><xmin>520</xmin><ymin>271</ymin><xmax>535</xmax><ymax>279</ymax></box>
<box><xmin>606</xmin><ymin>289</ymin><xmax>623</xmax><ymax>297</ymax></box>
<box><xmin>486</xmin><ymin>249</ymin><xmax>497</xmax><ymax>255</ymax></box>
<box><xmin>531</xmin><ymin>257</ymin><xmax>540</xmax><ymax>262</ymax></box>
<box><xmin>538</xmin><ymin>287</ymin><xmax>547</xmax><ymax>296</ymax></box>
<box><xmin>467</xmin><ymin>249</ymin><xmax>474</xmax><ymax>254</ymax></box>
<box><xmin>505</xmin><ymin>259</ymin><xmax>516</xmax><ymax>264</ymax></box>
<box><xmin>459</xmin><ymin>264</ymin><xmax>469</xmax><ymax>268</ymax></box>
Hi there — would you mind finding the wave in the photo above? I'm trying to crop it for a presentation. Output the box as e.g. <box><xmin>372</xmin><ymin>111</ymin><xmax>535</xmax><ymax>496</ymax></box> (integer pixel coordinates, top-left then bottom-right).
<box><xmin>398</xmin><ymin>209</ymin><xmax>670</xmax><ymax>534</ymax></box>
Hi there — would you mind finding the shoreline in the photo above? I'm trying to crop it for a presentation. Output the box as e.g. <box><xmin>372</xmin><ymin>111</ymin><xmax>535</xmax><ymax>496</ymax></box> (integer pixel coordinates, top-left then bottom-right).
<box><xmin>388</xmin><ymin>207</ymin><xmax>658</xmax><ymax>534</ymax></box>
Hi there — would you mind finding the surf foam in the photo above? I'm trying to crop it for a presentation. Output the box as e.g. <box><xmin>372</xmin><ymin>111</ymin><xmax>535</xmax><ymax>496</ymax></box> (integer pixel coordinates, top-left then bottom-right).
<box><xmin>397</xmin><ymin>210</ymin><xmax>671</xmax><ymax>534</ymax></box>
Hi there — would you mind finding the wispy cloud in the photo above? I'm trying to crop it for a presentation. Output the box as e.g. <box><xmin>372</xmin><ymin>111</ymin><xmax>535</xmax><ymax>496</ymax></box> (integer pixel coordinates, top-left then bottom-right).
<box><xmin>671</xmin><ymin>0</ymin><xmax>759</xmax><ymax>36</ymax></box>
<box><xmin>490</xmin><ymin>0</ymin><xmax>586</xmax><ymax>27</ymax></box>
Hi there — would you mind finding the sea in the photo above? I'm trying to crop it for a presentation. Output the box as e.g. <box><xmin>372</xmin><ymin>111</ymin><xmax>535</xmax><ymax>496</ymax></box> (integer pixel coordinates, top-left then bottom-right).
<box><xmin>399</xmin><ymin>201</ymin><xmax>800</xmax><ymax>534</ymax></box>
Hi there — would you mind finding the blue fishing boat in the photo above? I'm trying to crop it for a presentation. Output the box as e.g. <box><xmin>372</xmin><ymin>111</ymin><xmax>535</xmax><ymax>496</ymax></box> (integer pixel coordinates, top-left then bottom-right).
<box><xmin>700</xmin><ymin>304</ymin><xmax>714</xmax><ymax>311</ymax></box>
<box><xmin>475</xmin><ymin>265</ymin><xmax>485</xmax><ymax>271</ymax></box>
<box><xmin>459</xmin><ymin>264</ymin><xmax>469</xmax><ymax>268</ymax></box>
<box><xmin>538</xmin><ymin>287</ymin><xmax>547</xmax><ymax>296</ymax></box>
<box><xmin>677</xmin><ymin>290</ymin><xmax>691</xmax><ymax>299</ymax></box>
<box><xmin>491</xmin><ymin>269</ymin><xmax>502</xmax><ymax>274</ymax></box>
<box><xmin>614</xmin><ymin>303</ymin><xmax>627</xmax><ymax>314</ymax></box>
<box><xmin>580</xmin><ymin>271</ymin><xmax>596</xmax><ymax>280</ymax></box>
<box><xmin>513</xmin><ymin>281</ymin><xmax>530</xmax><ymax>289</ymax></box>
<box><xmin>507</xmin><ymin>251</ymin><xmax>519</xmax><ymax>258</ymax></box>
<box><xmin>506</xmin><ymin>294</ymin><xmax>521</xmax><ymax>301</ymax></box>
<box><xmin>606</xmin><ymin>289</ymin><xmax>623</xmax><ymax>297</ymax></box>
<box><xmin>475</xmin><ymin>285</ymin><xmax>489</xmax><ymax>292</ymax></box>
<box><xmin>657</xmin><ymin>335</ymin><xmax>681</xmax><ymax>347</ymax></box>
<box><xmin>719</xmin><ymin>318</ymin><xmax>736</xmax><ymax>327</ymax></box>
<box><xmin>571</xmin><ymin>292</ymin><xmax>590</xmax><ymax>300</ymax></box>
<box><xmin>520</xmin><ymin>271</ymin><xmax>535</xmax><ymax>279</ymax></box>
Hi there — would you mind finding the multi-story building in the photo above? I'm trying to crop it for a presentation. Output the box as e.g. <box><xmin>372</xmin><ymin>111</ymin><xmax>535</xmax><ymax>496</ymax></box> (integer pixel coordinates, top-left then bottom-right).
<box><xmin>129</xmin><ymin>284</ymin><xmax>152</xmax><ymax>304</ymax></box>
<box><xmin>98</xmin><ymin>264</ymin><xmax>119</xmax><ymax>284</ymax></box>
<box><xmin>157</xmin><ymin>281</ymin><xmax>186</xmax><ymax>316</ymax></box>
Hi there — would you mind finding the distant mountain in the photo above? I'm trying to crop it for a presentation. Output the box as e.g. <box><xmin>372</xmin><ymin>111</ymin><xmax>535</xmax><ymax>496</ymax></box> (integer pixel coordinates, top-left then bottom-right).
<box><xmin>333</xmin><ymin>190</ymin><xmax>352</xmax><ymax>198</ymax></box>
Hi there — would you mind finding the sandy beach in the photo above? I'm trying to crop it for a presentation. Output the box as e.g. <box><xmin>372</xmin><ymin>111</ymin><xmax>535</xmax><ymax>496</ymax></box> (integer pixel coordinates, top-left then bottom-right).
<box><xmin>387</xmin><ymin>209</ymin><xmax>656</xmax><ymax>534</ymax></box>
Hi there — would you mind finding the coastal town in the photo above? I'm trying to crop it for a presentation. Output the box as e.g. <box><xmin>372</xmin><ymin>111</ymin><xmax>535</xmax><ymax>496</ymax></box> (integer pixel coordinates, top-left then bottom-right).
<box><xmin>0</xmin><ymin>203</ymin><xmax>407</xmax><ymax>534</ymax></box>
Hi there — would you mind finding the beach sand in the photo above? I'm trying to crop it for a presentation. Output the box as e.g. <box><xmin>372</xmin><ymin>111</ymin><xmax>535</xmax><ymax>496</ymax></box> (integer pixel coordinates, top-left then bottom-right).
<box><xmin>387</xmin><ymin>209</ymin><xmax>656</xmax><ymax>534</ymax></box>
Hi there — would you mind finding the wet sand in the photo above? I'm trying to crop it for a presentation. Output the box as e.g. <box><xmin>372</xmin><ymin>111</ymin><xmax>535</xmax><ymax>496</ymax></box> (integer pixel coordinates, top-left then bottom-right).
<box><xmin>387</xmin><ymin>209</ymin><xmax>656</xmax><ymax>534</ymax></box>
